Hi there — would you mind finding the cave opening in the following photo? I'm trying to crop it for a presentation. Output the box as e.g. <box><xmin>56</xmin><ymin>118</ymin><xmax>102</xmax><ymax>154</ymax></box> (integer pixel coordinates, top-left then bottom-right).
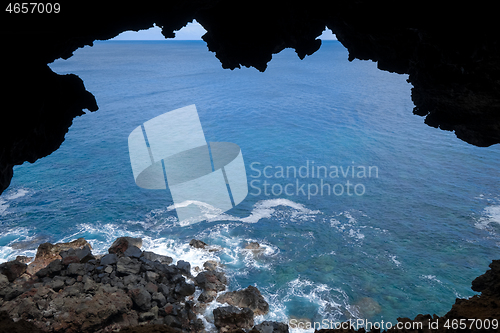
<box><xmin>2</xmin><ymin>23</ymin><xmax>499</xmax><ymax>328</ymax></box>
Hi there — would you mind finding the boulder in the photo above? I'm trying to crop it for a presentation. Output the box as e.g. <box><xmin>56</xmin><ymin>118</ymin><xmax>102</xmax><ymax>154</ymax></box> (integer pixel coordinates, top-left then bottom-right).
<box><xmin>0</xmin><ymin>310</ymin><xmax>42</xmax><ymax>333</ymax></box>
<box><xmin>152</xmin><ymin>292</ymin><xmax>167</xmax><ymax>307</ymax></box>
<box><xmin>108</xmin><ymin>237</ymin><xmax>142</xmax><ymax>255</ymax></box>
<box><xmin>189</xmin><ymin>239</ymin><xmax>208</xmax><ymax>249</ymax></box>
<box><xmin>217</xmin><ymin>285</ymin><xmax>269</xmax><ymax>316</ymax></box>
<box><xmin>67</xmin><ymin>263</ymin><xmax>86</xmax><ymax>276</ymax></box>
<box><xmin>116</xmin><ymin>256</ymin><xmax>141</xmax><ymax>275</ymax></box>
<box><xmin>100</xmin><ymin>253</ymin><xmax>117</xmax><ymax>266</ymax></box>
<box><xmin>0</xmin><ymin>260</ymin><xmax>27</xmax><ymax>282</ymax></box>
<box><xmin>177</xmin><ymin>260</ymin><xmax>191</xmax><ymax>275</ymax></box>
<box><xmin>35</xmin><ymin>259</ymin><xmax>62</xmax><ymax>278</ymax></box>
<box><xmin>203</xmin><ymin>260</ymin><xmax>218</xmax><ymax>271</ymax></box>
<box><xmin>0</xmin><ymin>273</ymin><xmax>9</xmax><ymax>290</ymax></box>
<box><xmin>175</xmin><ymin>281</ymin><xmax>196</xmax><ymax>297</ymax></box>
<box><xmin>244</xmin><ymin>242</ymin><xmax>260</xmax><ymax>250</ymax></box>
<box><xmin>61</xmin><ymin>255</ymin><xmax>80</xmax><ymax>265</ymax></box>
<box><xmin>139</xmin><ymin>311</ymin><xmax>155</xmax><ymax>322</ymax></box>
<box><xmin>198</xmin><ymin>290</ymin><xmax>217</xmax><ymax>303</ymax></box>
<box><xmin>142</xmin><ymin>251</ymin><xmax>173</xmax><ymax>264</ymax></box>
<box><xmin>82</xmin><ymin>275</ymin><xmax>97</xmax><ymax>293</ymax></box>
<box><xmin>15</xmin><ymin>256</ymin><xmax>33</xmax><ymax>264</ymax></box>
<box><xmin>52</xmin><ymin>287</ymin><xmax>132</xmax><ymax>332</ymax></box>
<box><xmin>1</xmin><ymin>284</ymin><xmax>25</xmax><ymax>301</ymax></box>
<box><xmin>48</xmin><ymin>278</ymin><xmax>65</xmax><ymax>291</ymax></box>
<box><xmin>60</xmin><ymin>245</ymin><xmax>94</xmax><ymax>263</ymax></box>
<box><xmin>27</xmin><ymin>238</ymin><xmax>91</xmax><ymax>275</ymax></box>
<box><xmin>213</xmin><ymin>306</ymin><xmax>254</xmax><ymax>333</ymax></box>
<box><xmin>123</xmin><ymin>245</ymin><xmax>142</xmax><ymax>258</ymax></box>
<box><xmin>195</xmin><ymin>271</ymin><xmax>227</xmax><ymax>292</ymax></box>
<box><xmin>145</xmin><ymin>281</ymin><xmax>158</xmax><ymax>294</ymax></box>
<box><xmin>129</xmin><ymin>287</ymin><xmax>152</xmax><ymax>312</ymax></box>
<box><xmin>146</xmin><ymin>271</ymin><xmax>159</xmax><ymax>282</ymax></box>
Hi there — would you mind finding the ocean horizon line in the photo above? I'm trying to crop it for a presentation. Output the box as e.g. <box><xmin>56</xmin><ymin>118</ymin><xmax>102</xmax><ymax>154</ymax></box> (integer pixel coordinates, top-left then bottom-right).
<box><xmin>96</xmin><ymin>39</ymin><xmax>340</xmax><ymax>43</ymax></box>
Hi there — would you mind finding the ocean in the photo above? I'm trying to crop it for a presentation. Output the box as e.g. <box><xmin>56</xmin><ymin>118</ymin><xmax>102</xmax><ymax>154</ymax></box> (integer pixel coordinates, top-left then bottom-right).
<box><xmin>1</xmin><ymin>40</ymin><xmax>499</xmax><ymax>330</ymax></box>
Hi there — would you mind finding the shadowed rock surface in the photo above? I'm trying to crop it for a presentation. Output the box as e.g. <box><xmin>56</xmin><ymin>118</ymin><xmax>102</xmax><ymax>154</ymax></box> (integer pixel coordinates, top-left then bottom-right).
<box><xmin>217</xmin><ymin>285</ymin><xmax>269</xmax><ymax>316</ymax></box>
<box><xmin>1</xmin><ymin>2</ymin><xmax>499</xmax><ymax>194</ymax></box>
<box><xmin>214</xmin><ymin>306</ymin><xmax>255</xmax><ymax>333</ymax></box>
<box><xmin>26</xmin><ymin>238</ymin><xmax>92</xmax><ymax>276</ymax></box>
<box><xmin>0</xmin><ymin>237</ymin><xmax>499</xmax><ymax>332</ymax></box>
<box><xmin>0</xmin><ymin>237</ymin><xmax>289</xmax><ymax>333</ymax></box>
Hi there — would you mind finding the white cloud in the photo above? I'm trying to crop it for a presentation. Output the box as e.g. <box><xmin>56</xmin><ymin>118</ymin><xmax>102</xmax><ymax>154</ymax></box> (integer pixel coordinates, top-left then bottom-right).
<box><xmin>319</xmin><ymin>28</ymin><xmax>337</xmax><ymax>41</ymax></box>
<box><xmin>111</xmin><ymin>21</ymin><xmax>206</xmax><ymax>41</ymax></box>
<box><xmin>173</xmin><ymin>20</ymin><xmax>207</xmax><ymax>40</ymax></box>
<box><xmin>110</xmin><ymin>22</ymin><xmax>335</xmax><ymax>41</ymax></box>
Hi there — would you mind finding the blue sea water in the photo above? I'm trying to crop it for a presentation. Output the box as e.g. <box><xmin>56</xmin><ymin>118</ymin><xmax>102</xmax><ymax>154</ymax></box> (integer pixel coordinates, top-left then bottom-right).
<box><xmin>1</xmin><ymin>40</ymin><xmax>500</xmax><ymax>330</ymax></box>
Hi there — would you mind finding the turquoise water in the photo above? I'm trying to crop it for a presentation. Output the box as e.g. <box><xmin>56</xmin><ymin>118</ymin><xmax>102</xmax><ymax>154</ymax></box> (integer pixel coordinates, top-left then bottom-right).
<box><xmin>1</xmin><ymin>40</ymin><xmax>500</xmax><ymax>329</ymax></box>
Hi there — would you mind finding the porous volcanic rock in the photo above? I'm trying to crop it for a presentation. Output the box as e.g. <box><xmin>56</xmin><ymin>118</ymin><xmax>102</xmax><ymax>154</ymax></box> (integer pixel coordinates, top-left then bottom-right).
<box><xmin>108</xmin><ymin>236</ymin><xmax>143</xmax><ymax>255</ymax></box>
<box><xmin>26</xmin><ymin>238</ymin><xmax>92</xmax><ymax>275</ymax></box>
<box><xmin>213</xmin><ymin>305</ymin><xmax>255</xmax><ymax>333</ymax></box>
<box><xmin>217</xmin><ymin>285</ymin><xmax>269</xmax><ymax>316</ymax></box>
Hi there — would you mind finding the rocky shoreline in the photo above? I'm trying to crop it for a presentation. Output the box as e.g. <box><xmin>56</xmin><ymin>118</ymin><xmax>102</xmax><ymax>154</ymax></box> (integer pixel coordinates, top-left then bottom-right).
<box><xmin>0</xmin><ymin>237</ymin><xmax>284</xmax><ymax>333</ymax></box>
<box><xmin>0</xmin><ymin>237</ymin><xmax>499</xmax><ymax>332</ymax></box>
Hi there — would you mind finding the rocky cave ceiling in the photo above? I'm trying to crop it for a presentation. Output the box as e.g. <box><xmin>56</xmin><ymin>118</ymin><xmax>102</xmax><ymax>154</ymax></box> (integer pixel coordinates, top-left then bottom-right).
<box><xmin>1</xmin><ymin>1</ymin><xmax>499</xmax><ymax>194</ymax></box>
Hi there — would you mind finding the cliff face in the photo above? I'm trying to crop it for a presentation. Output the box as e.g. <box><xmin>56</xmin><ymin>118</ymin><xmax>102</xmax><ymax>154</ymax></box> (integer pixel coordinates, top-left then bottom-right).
<box><xmin>1</xmin><ymin>1</ymin><xmax>499</xmax><ymax>194</ymax></box>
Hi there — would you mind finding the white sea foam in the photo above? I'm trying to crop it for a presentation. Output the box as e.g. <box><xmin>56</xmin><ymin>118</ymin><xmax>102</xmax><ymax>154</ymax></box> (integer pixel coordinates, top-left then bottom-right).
<box><xmin>389</xmin><ymin>255</ymin><xmax>401</xmax><ymax>266</ymax></box>
<box><xmin>329</xmin><ymin>211</ymin><xmax>366</xmax><ymax>242</ymax></box>
<box><xmin>475</xmin><ymin>205</ymin><xmax>500</xmax><ymax>230</ymax></box>
<box><xmin>53</xmin><ymin>200</ymin><xmax>298</xmax><ymax>276</ymax></box>
<box><xmin>167</xmin><ymin>201</ymin><xmax>239</xmax><ymax>226</ymax></box>
<box><xmin>259</xmin><ymin>277</ymin><xmax>348</xmax><ymax>333</ymax></box>
<box><xmin>163</xmin><ymin>198</ymin><xmax>322</xmax><ymax>227</ymax></box>
<box><xmin>0</xmin><ymin>188</ymin><xmax>29</xmax><ymax>216</ymax></box>
<box><xmin>0</xmin><ymin>226</ymin><xmax>36</xmax><ymax>263</ymax></box>
<box><xmin>165</xmin><ymin>198</ymin><xmax>321</xmax><ymax>225</ymax></box>
<box><xmin>421</xmin><ymin>274</ymin><xmax>442</xmax><ymax>284</ymax></box>
<box><xmin>236</xmin><ymin>240</ymin><xmax>279</xmax><ymax>271</ymax></box>
<box><xmin>57</xmin><ymin>221</ymin><xmax>220</xmax><ymax>276</ymax></box>
<box><xmin>143</xmin><ymin>237</ymin><xmax>220</xmax><ymax>275</ymax></box>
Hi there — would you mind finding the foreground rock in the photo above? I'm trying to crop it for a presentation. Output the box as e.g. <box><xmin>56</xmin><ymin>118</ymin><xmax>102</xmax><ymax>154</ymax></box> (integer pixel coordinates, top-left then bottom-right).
<box><xmin>244</xmin><ymin>242</ymin><xmax>261</xmax><ymax>250</ymax></box>
<box><xmin>108</xmin><ymin>236</ymin><xmax>143</xmax><ymax>255</ymax></box>
<box><xmin>0</xmin><ymin>310</ymin><xmax>42</xmax><ymax>333</ymax></box>
<box><xmin>0</xmin><ymin>237</ymin><xmax>286</xmax><ymax>333</ymax></box>
<box><xmin>0</xmin><ymin>260</ymin><xmax>27</xmax><ymax>282</ymax></box>
<box><xmin>0</xmin><ymin>238</ymin><xmax>202</xmax><ymax>332</ymax></box>
<box><xmin>218</xmin><ymin>285</ymin><xmax>269</xmax><ymax>316</ymax></box>
<box><xmin>243</xmin><ymin>242</ymin><xmax>265</xmax><ymax>256</ymax></box>
<box><xmin>189</xmin><ymin>239</ymin><xmax>221</xmax><ymax>252</ymax></box>
<box><xmin>2</xmin><ymin>237</ymin><xmax>500</xmax><ymax>333</ymax></box>
<box><xmin>26</xmin><ymin>238</ymin><xmax>92</xmax><ymax>275</ymax></box>
<box><xmin>189</xmin><ymin>239</ymin><xmax>207</xmax><ymax>249</ymax></box>
<box><xmin>214</xmin><ymin>305</ymin><xmax>255</xmax><ymax>333</ymax></box>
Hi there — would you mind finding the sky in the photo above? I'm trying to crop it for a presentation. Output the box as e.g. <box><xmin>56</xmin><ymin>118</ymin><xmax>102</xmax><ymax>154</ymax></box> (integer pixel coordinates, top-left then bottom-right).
<box><xmin>111</xmin><ymin>20</ymin><xmax>337</xmax><ymax>41</ymax></box>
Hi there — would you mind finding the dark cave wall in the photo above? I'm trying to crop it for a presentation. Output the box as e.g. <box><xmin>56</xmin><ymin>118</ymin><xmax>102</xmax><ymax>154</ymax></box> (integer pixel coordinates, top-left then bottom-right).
<box><xmin>1</xmin><ymin>1</ymin><xmax>499</xmax><ymax>194</ymax></box>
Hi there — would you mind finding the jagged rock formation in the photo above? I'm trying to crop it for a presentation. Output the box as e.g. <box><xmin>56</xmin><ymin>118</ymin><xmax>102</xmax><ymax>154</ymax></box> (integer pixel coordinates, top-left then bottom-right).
<box><xmin>0</xmin><ymin>237</ymin><xmax>283</xmax><ymax>333</ymax></box>
<box><xmin>1</xmin><ymin>238</ymin><xmax>499</xmax><ymax>332</ymax></box>
<box><xmin>1</xmin><ymin>2</ymin><xmax>499</xmax><ymax>194</ymax></box>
